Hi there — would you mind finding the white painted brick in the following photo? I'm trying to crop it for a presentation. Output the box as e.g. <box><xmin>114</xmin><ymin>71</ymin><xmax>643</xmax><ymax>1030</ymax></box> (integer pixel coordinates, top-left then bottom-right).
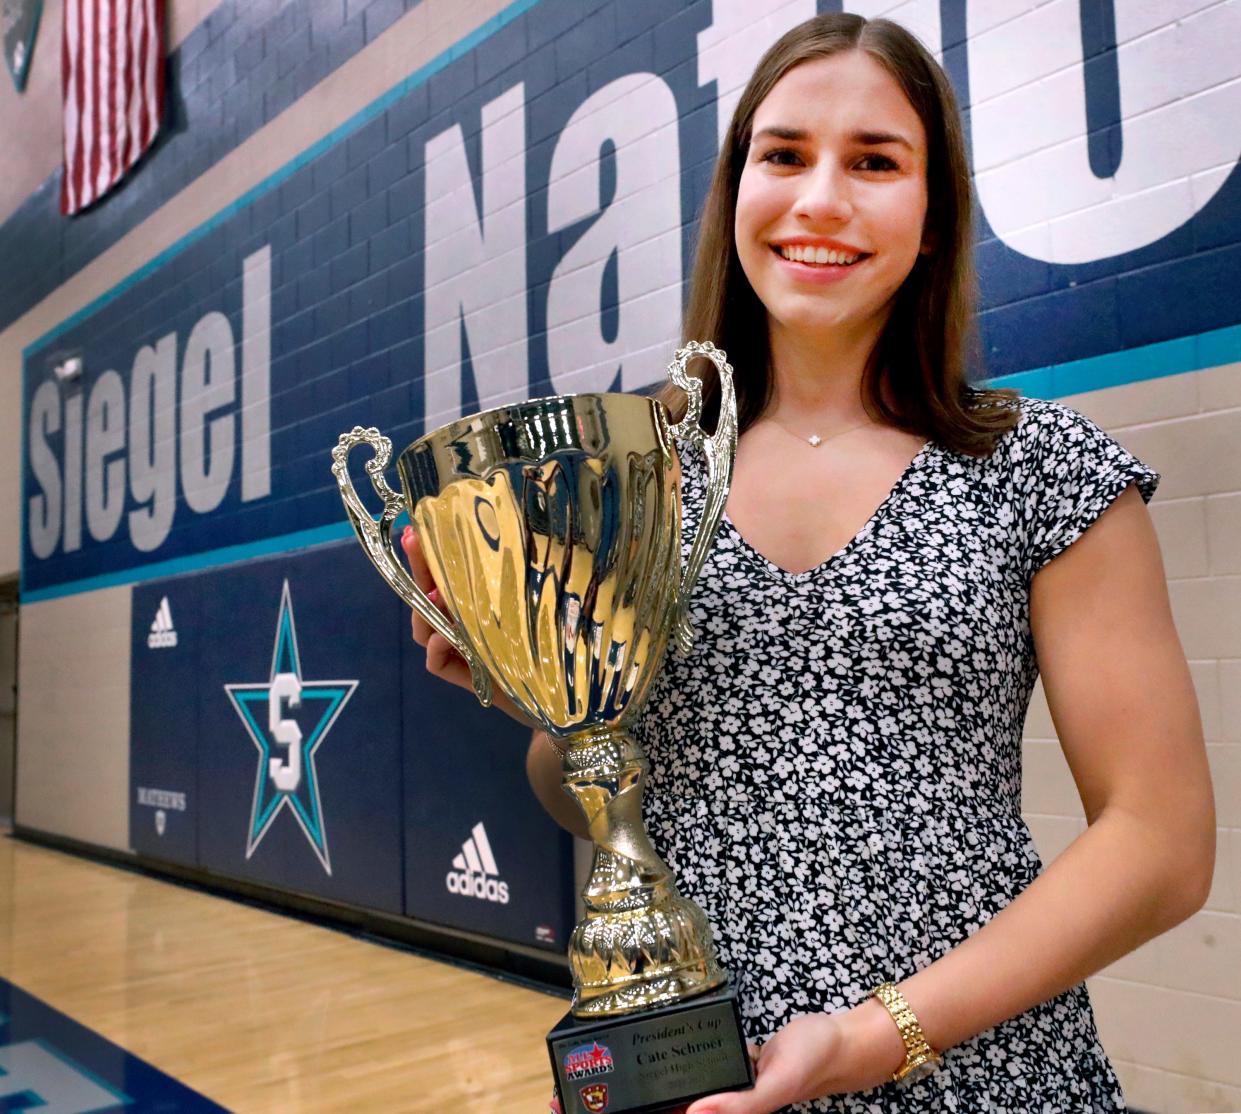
<box><xmin>1202</xmin><ymin>826</ymin><xmax>1234</xmax><ymax>914</ymax></box>
<box><xmin>971</xmin><ymin>70</ymin><xmax>1076</xmax><ymax>173</ymax></box>
<box><xmin>1113</xmin><ymin>0</ymin><xmax>1235</xmax><ymax>46</ymax></box>
<box><xmin>1204</xmin><ymin>493</ymin><xmax>1241</xmax><ymax>579</ymax></box>
<box><xmin>1116</xmin><ymin>24</ymin><xmax>1184</xmax><ymax>117</ymax></box>
<box><xmin>1047</xmin><ymin>179</ymin><xmax>1197</xmax><ymax>263</ymax></box>
<box><xmin>844</xmin><ymin>0</ymin><xmax>942</xmax><ymax>62</ymax></box>
<box><xmin>1191</xmin><ymin>166</ymin><xmax>1238</xmax><ymax>224</ymax></box>
<box><xmin>964</xmin><ymin>0</ymin><xmax>1043</xmax><ymax>42</ymax></box>
<box><xmin>1196</xmin><ymin>362</ymin><xmax>1241</xmax><ymax>411</ymax></box>
<box><xmin>1118</xmin><ymin>81</ymin><xmax>1241</xmax><ymax>192</ymax></box>
<box><xmin>1189</xmin><ymin>660</ymin><xmax>1222</xmax><ymax>744</ymax></box>
<box><xmin>1175</xmin><ymin>2</ymin><xmax>1241</xmax><ymax>95</ymax></box>
<box><xmin>1231</xmin><ymin>829</ymin><xmax>1241</xmax><ymax>921</ymax></box>
<box><xmin>1149</xmin><ymin>499</ymin><xmax>1210</xmax><ymax>580</ymax></box>
<box><xmin>1164</xmin><ymin>1070</ymin><xmax>1241</xmax><ymax>1114</ymax></box>
<box><xmin>1023</xmin><ymin>812</ymin><xmax>1084</xmax><ymax>863</ymax></box>
<box><xmin>1060</xmin><ymin>372</ymin><xmax>1198</xmax><ymax>429</ymax></box>
<box><xmin>968</xmin><ymin>0</ymin><xmax>1080</xmax><ymax>105</ymax></box>
<box><xmin>1022</xmin><ymin>675</ymin><xmax>1055</xmax><ymax>739</ymax></box>
<box><xmin>16</xmin><ymin>589</ymin><xmax>131</xmax><ymax>851</ymax></box>
<box><xmin>1157</xmin><ymin>910</ymin><xmax>1241</xmax><ymax>1001</ymax></box>
<box><xmin>1218</xmin><ymin>662</ymin><xmax>1241</xmax><ymax>743</ymax></box>
<box><xmin>1168</xmin><ymin>579</ymin><xmax>1241</xmax><ymax>660</ymax></box>
<box><xmin>1121</xmin><ymin>409</ymin><xmax>1241</xmax><ymax>501</ymax></box>
<box><xmin>1021</xmin><ymin>739</ymin><xmax>1082</xmax><ymax>816</ymax></box>
<box><xmin>1207</xmin><ymin>744</ymin><xmax>1241</xmax><ymax>828</ymax></box>
<box><xmin>1088</xmin><ymin>976</ymin><xmax>1241</xmax><ymax>1086</ymax></box>
<box><xmin>1112</xmin><ymin>1059</ymin><xmax>1168</xmax><ymax>1114</ymax></box>
<box><xmin>1100</xmin><ymin>934</ymin><xmax>1163</xmax><ymax>987</ymax></box>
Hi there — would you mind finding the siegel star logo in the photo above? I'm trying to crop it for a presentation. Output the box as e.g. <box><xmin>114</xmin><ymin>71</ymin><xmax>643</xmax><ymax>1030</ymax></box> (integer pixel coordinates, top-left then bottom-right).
<box><xmin>224</xmin><ymin>580</ymin><xmax>357</xmax><ymax>874</ymax></box>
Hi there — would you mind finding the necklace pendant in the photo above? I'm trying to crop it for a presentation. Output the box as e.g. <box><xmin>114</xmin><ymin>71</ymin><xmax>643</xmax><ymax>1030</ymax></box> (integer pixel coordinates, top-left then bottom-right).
<box><xmin>807</xmin><ymin>434</ymin><xmax>822</xmax><ymax>447</ymax></box>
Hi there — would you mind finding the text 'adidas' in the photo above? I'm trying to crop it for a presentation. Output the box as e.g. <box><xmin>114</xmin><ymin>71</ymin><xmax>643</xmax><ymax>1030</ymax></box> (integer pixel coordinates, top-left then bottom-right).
<box><xmin>148</xmin><ymin>596</ymin><xmax>178</xmax><ymax>649</ymax></box>
<box><xmin>445</xmin><ymin>821</ymin><xmax>510</xmax><ymax>905</ymax></box>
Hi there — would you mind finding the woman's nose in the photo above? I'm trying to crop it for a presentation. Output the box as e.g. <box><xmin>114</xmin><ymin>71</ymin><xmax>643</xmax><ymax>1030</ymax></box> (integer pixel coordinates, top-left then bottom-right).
<box><xmin>794</xmin><ymin>163</ymin><xmax>853</xmax><ymax>223</ymax></box>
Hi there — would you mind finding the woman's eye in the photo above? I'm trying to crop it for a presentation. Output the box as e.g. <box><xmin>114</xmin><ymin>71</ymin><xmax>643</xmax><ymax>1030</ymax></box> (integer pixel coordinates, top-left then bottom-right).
<box><xmin>759</xmin><ymin>148</ymin><xmax>801</xmax><ymax>166</ymax></box>
<box><xmin>857</xmin><ymin>154</ymin><xmax>898</xmax><ymax>171</ymax></box>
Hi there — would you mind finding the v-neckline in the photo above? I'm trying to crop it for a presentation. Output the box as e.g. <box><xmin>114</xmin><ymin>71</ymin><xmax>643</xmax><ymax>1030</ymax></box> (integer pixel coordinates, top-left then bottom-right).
<box><xmin>722</xmin><ymin>439</ymin><xmax>934</xmax><ymax>583</ymax></box>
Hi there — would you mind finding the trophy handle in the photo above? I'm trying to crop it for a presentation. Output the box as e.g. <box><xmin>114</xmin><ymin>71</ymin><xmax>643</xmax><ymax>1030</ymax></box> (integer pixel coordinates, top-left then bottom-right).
<box><xmin>330</xmin><ymin>426</ymin><xmax>493</xmax><ymax>707</ymax></box>
<box><xmin>665</xmin><ymin>341</ymin><xmax>738</xmax><ymax>656</ymax></box>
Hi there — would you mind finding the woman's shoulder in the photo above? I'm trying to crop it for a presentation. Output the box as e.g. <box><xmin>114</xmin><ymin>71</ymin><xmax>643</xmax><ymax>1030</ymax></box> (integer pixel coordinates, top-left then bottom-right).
<box><xmin>964</xmin><ymin>389</ymin><xmax>1160</xmax><ymax>507</ymax></box>
<box><xmin>965</xmin><ymin>385</ymin><xmax>1083</xmax><ymax>429</ymax></box>
<box><xmin>964</xmin><ymin>389</ymin><xmax>1104</xmax><ymax>465</ymax></box>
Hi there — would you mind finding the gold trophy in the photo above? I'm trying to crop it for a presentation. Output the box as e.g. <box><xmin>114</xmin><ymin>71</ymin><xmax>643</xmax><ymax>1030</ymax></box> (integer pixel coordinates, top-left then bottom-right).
<box><xmin>331</xmin><ymin>342</ymin><xmax>753</xmax><ymax>1112</ymax></box>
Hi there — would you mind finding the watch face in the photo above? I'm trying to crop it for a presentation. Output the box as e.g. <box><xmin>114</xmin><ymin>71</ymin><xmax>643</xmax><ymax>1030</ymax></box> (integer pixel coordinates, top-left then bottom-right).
<box><xmin>896</xmin><ymin>1058</ymin><xmax>940</xmax><ymax>1088</ymax></box>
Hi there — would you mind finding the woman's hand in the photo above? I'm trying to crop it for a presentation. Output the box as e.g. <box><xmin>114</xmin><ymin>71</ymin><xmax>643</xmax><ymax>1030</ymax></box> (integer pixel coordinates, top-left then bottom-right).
<box><xmin>683</xmin><ymin>1003</ymin><xmax>905</xmax><ymax>1114</ymax></box>
<box><xmin>400</xmin><ymin>525</ymin><xmax>536</xmax><ymax>729</ymax></box>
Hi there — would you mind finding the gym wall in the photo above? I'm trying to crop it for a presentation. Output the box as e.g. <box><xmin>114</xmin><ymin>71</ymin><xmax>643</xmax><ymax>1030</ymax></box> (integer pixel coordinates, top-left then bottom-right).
<box><xmin>0</xmin><ymin>2</ymin><xmax>1238</xmax><ymax>1109</ymax></box>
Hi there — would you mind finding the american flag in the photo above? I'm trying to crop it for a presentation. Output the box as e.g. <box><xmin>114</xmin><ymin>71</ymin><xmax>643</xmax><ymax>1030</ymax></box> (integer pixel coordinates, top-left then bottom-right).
<box><xmin>60</xmin><ymin>0</ymin><xmax>166</xmax><ymax>216</ymax></box>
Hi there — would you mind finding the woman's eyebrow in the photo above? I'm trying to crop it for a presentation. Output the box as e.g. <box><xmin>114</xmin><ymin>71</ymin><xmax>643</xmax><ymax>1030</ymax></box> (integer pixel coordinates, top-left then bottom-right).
<box><xmin>751</xmin><ymin>125</ymin><xmax>809</xmax><ymax>143</ymax></box>
<box><xmin>751</xmin><ymin>125</ymin><xmax>914</xmax><ymax>151</ymax></box>
<box><xmin>852</xmin><ymin>129</ymin><xmax>914</xmax><ymax>150</ymax></box>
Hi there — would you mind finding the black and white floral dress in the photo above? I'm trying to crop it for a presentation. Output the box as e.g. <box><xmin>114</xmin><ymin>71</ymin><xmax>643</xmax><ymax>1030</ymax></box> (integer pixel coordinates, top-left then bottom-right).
<box><xmin>631</xmin><ymin>394</ymin><xmax>1160</xmax><ymax>1113</ymax></box>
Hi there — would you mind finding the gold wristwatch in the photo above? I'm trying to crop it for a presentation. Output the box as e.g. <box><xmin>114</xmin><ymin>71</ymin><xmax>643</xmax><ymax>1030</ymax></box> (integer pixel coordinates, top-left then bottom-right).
<box><xmin>871</xmin><ymin>982</ymin><xmax>942</xmax><ymax>1085</ymax></box>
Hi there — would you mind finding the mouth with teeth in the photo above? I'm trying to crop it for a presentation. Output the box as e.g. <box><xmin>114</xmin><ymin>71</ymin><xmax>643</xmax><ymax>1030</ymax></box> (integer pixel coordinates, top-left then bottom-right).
<box><xmin>772</xmin><ymin>244</ymin><xmax>871</xmax><ymax>267</ymax></box>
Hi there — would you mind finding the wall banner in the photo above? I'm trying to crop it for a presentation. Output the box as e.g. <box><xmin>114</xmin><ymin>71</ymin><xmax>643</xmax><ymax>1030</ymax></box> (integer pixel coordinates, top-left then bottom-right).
<box><xmin>131</xmin><ymin>541</ymin><xmax>406</xmax><ymax>913</ymax></box>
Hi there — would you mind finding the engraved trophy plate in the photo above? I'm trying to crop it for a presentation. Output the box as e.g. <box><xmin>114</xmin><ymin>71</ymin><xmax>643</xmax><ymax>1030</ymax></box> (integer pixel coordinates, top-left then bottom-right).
<box><xmin>332</xmin><ymin>343</ymin><xmax>754</xmax><ymax>1110</ymax></box>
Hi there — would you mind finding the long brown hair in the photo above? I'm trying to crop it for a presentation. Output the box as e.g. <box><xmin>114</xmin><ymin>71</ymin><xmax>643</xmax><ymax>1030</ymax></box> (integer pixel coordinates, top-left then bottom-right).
<box><xmin>659</xmin><ymin>13</ymin><xmax>1019</xmax><ymax>457</ymax></box>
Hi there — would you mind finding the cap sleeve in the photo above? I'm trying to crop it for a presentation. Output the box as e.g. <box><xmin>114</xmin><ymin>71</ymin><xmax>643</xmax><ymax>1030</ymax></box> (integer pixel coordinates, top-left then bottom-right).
<box><xmin>1019</xmin><ymin>398</ymin><xmax>1161</xmax><ymax>578</ymax></box>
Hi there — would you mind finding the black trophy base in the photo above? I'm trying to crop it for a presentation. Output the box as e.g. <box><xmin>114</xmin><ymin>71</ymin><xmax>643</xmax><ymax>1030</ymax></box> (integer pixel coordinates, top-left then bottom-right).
<box><xmin>547</xmin><ymin>983</ymin><xmax>755</xmax><ymax>1114</ymax></box>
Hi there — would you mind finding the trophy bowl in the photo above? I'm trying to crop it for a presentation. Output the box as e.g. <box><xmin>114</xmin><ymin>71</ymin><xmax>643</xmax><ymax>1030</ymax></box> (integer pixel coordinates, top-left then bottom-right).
<box><xmin>332</xmin><ymin>343</ymin><xmax>755</xmax><ymax>1111</ymax></box>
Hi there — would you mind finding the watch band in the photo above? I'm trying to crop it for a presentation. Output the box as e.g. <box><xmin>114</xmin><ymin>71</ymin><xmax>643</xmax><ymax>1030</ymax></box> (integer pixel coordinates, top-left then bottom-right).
<box><xmin>871</xmin><ymin>982</ymin><xmax>942</xmax><ymax>1084</ymax></box>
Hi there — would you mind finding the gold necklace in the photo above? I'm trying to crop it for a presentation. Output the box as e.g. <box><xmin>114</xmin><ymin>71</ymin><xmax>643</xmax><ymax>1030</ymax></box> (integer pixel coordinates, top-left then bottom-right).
<box><xmin>763</xmin><ymin>414</ymin><xmax>874</xmax><ymax>448</ymax></box>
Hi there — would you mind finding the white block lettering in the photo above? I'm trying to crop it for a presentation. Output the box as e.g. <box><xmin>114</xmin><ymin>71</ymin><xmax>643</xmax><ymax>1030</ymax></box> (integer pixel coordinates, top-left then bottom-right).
<box><xmin>697</xmin><ymin>0</ymin><xmax>814</xmax><ymax>147</ymax></box>
<box><xmin>242</xmin><ymin>245</ymin><xmax>272</xmax><ymax>502</ymax></box>
<box><xmin>85</xmin><ymin>369</ymin><xmax>126</xmax><ymax>542</ymax></box>
<box><xmin>180</xmin><ymin>310</ymin><xmax>236</xmax><ymax>514</ymax></box>
<box><xmin>423</xmin><ymin>83</ymin><xmax>528</xmax><ymax>425</ymax></box>
<box><xmin>268</xmin><ymin>672</ymin><xmax>303</xmax><ymax>793</ymax></box>
<box><xmin>62</xmin><ymin>390</ymin><xmax>83</xmax><ymax>553</ymax></box>
<box><xmin>970</xmin><ymin>0</ymin><xmax>1241</xmax><ymax>262</ymax></box>
<box><xmin>546</xmin><ymin>74</ymin><xmax>682</xmax><ymax>395</ymax></box>
<box><xmin>27</xmin><ymin>380</ymin><xmax>62</xmax><ymax>560</ymax></box>
<box><xmin>128</xmin><ymin>333</ymin><xmax>177</xmax><ymax>553</ymax></box>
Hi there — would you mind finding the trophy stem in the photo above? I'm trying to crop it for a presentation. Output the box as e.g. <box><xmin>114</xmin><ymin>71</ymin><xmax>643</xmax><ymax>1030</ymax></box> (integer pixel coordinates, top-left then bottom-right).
<box><xmin>560</xmin><ymin>726</ymin><xmax>727</xmax><ymax>1017</ymax></box>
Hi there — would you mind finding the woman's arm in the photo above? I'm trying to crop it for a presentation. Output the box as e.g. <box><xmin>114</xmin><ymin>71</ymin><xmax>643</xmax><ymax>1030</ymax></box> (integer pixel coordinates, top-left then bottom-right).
<box><xmin>527</xmin><ymin>729</ymin><xmax>590</xmax><ymax>840</ymax></box>
<box><xmin>843</xmin><ymin>486</ymin><xmax>1211</xmax><ymax>1086</ymax></box>
<box><xmin>686</xmin><ymin>484</ymin><xmax>1216</xmax><ymax>1112</ymax></box>
<box><xmin>844</xmin><ymin>483</ymin><xmax>1215</xmax><ymax>1088</ymax></box>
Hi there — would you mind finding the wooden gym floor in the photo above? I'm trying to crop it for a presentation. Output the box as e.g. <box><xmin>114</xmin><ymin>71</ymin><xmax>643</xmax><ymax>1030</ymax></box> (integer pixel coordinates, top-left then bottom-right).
<box><xmin>0</xmin><ymin>833</ymin><xmax>566</xmax><ymax>1111</ymax></box>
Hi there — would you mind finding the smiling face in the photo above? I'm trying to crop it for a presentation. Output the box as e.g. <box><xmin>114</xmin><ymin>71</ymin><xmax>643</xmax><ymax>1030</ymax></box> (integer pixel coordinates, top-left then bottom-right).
<box><xmin>735</xmin><ymin>50</ymin><xmax>931</xmax><ymax>351</ymax></box>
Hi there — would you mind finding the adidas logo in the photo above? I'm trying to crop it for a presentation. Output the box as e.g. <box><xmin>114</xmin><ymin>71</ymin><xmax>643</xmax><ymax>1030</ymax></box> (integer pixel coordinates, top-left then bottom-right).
<box><xmin>147</xmin><ymin>597</ymin><xmax>178</xmax><ymax>649</ymax></box>
<box><xmin>445</xmin><ymin>821</ymin><xmax>509</xmax><ymax>904</ymax></box>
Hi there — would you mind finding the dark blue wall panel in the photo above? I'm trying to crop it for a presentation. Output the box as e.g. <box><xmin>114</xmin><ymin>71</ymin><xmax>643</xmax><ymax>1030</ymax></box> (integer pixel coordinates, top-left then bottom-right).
<box><xmin>131</xmin><ymin>576</ymin><xmax>203</xmax><ymax>864</ymax></box>
<box><xmin>402</xmin><ymin>637</ymin><xmax>576</xmax><ymax>952</ymax></box>
<box><xmin>131</xmin><ymin>541</ymin><xmax>407</xmax><ymax>913</ymax></box>
<box><xmin>194</xmin><ymin>542</ymin><xmax>404</xmax><ymax>911</ymax></box>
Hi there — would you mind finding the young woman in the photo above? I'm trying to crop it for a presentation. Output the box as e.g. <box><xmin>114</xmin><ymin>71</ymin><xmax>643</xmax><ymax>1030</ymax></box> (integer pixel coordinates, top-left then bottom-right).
<box><xmin>404</xmin><ymin>14</ymin><xmax>1215</xmax><ymax>1114</ymax></box>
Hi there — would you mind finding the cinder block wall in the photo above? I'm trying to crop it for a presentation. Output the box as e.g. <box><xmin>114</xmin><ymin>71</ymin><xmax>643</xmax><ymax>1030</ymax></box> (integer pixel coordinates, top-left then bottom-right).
<box><xmin>1</xmin><ymin>2</ymin><xmax>1238</xmax><ymax>1110</ymax></box>
<box><xmin>1023</xmin><ymin>363</ymin><xmax>1241</xmax><ymax>1114</ymax></box>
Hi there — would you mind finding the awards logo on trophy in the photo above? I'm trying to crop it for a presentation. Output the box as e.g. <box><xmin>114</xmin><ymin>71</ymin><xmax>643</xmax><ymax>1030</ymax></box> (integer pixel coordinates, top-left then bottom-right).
<box><xmin>332</xmin><ymin>342</ymin><xmax>754</xmax><ymax>1112</ymax></box>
